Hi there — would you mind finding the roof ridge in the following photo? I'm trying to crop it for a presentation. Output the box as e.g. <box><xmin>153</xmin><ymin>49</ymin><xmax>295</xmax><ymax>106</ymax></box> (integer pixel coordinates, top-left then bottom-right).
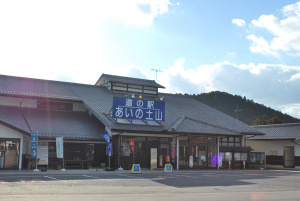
<box><xmin>167</xmin><ymin>115</ymin><xmax>186</xmax><ymax>132</ymax></box>
<box><xmin>252</xmin><ymin>123</ymin><xmax>300</xmax><ymax>128</ymax></box>
<box><xmin>101</xmin><ymin>73</ymin><xmax>156</xmax><ymax>82</ymax></box>
<box><xmin>0</xmin><ymin>74</ymin><xmax>102</xmax><ymax>89</ymax></box>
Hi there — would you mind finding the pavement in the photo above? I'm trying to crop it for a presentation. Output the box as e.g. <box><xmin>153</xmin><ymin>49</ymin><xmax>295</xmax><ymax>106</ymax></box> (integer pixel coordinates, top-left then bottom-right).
<box><xmin>1</xmin><ymin>166</ymin><xmax>299</xmax><ymax>175</ymax></box>
<box><xmin>1</xmin><ymin>168</ymin><xmax>300</xmax><ymax>201</ymax></box>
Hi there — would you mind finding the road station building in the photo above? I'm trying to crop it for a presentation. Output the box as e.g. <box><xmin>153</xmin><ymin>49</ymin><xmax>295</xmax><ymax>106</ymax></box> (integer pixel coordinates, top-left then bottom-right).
<box><xmin>0</xmin><ymin>74</ymin><xmax>263</xmax><ymax>170</ymax></box>
<box><xmin>248</xmin><ymin>123</ymin><xmax>300</xmax><ymax>169</ymax></box>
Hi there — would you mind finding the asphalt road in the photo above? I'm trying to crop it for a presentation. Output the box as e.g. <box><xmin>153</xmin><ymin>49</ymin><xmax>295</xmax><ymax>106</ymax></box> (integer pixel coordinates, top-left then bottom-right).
<box><xmin>0</xmin><ymin>169</ymin><xmax>299</xmax><ymax>201</ymax></box>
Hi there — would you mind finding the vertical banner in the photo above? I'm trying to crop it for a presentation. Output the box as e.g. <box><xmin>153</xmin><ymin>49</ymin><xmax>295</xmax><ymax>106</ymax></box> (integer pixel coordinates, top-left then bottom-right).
<box><xmin>171</xmin><ymin>142</ymin><xmax>176</xmax><ymax>163</ymax></box>
<box><xmin>56</xmin><ymin>137</ymin><xmax>64</xmax><ymax>158</ymax></box>
<box><xmin>102</xmin><ymin>134</ymin><xmax>111</xmax><ymax>155</ymax></box>
<box><xmin>189</xmin><ymin>155</ymin><xmax>193</xmax><ymax>168</ymax></box>
<box><xmin>129</xmin><ymin>139</ymin><xmax>135</xmax><ymax>157</ymax></box>
<box><xmin>31</xmin><ymin>132</ymin><xmax>38</xmax><ymax>159</ymax></box>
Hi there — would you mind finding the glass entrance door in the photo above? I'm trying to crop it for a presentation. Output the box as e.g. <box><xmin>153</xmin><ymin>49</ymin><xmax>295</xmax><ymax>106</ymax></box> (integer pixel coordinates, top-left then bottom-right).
<box><xmin>0</xmin><ymin>140</ymin><xmax>20</xmax><ymax>169</ymax></box>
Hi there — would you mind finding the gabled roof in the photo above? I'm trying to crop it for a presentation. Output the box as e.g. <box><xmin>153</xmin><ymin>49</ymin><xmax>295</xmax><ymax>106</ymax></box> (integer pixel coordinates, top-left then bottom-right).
<box><xmin>0</xmin><ymin>106</ymin><xmax>107</xmax><ymax>140</ymax></box>
<box><xmin>0</xmin><ymin>74</ymin><xmax>263</xmax><ymax>136</ymax></box>
<box><xmin>96</xmin><ymin>74</ymin><xmax>165</xmax><ymax>88</ymax></box>
<box><xmin>249</xmin><ymin>123</ymin><xmax>300</xmax><ymax>140</ymax></box>
<box><xmin>167</xmin><ymin>116</ymin><xmax>239</xmax><ymax>135</ymax></box>
<box><xmin>83</xmin><ymin>92</ymin><xmax>263</xmax><ymax>135</ymax></box>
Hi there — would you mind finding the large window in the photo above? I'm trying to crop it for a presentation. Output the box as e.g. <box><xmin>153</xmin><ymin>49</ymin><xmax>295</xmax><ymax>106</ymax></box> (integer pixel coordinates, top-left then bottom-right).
<box><xmin>111</xmin><ymin>82</ymin><xmax>158</xmax><ymax>95</ymax></box>
<box><xmin>37</xmin><ymin>100</ymin><xmax>73</xmax><ymax>111</ymax></box>
<box><xmin>220</xmin><ymin>137</ymin><xmax>241</xmax><ymax>146</ymax></box>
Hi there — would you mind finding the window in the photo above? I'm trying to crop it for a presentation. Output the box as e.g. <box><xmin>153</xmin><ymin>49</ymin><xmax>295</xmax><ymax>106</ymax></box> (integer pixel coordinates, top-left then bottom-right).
<box><xmin>220</xmin><ymin>137</ymin><xmax>241</xmax><ymax>146</ymax></box>
<box><xmin>37</xmin><ymin>100</ymin><xmax>73</xmax><ymax>111</ymax></box>
<box><xmin>111</xmin><ymin>82</ymin><xmax>158</xmax><ymax>95</ymax></box>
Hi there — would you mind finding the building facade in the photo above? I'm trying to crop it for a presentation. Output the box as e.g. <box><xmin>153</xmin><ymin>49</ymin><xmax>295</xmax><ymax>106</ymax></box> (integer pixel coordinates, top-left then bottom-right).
<box><xmin>248</xmin><ymin>123</ymin><xmax>300</xmax><ymax>168</ymax></box>
<box><xmin>0</xmin><ymin>74</ymin><xmax>263</xmax><ymax>170</ymax></box>
<box><xmin>248</xmin><ymin>124</ymin><xmax>300</xmax><ymax>169</ymax></box>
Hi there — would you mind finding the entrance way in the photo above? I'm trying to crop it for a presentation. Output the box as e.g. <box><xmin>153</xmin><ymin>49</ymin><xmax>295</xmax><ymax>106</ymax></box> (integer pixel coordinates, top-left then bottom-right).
<box><xmin>284</xmin><ymin>146</ymin><xmax>294</xmax><ymax>168</ymax></box>
<box><xmin>0</xmin><ymin>139</ymin><xmax>20</xmax><ymax>169</ymax></box>
<box><xmin>179</xmin><ymin>145</ymin><xmax>213</xmax><ymax>168</ymax></box>
<box><xmin>179</xmin><ymin>136</ymin><xmax>216</xmax><ymax>169</ymax></box>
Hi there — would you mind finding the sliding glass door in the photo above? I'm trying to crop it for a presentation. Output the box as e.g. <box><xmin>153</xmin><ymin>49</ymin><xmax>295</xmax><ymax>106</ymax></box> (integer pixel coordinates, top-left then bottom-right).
<box><xmin>0</xmin><ymin>139</ymin><xmax>20</xmax><ymax>169</ymax></box>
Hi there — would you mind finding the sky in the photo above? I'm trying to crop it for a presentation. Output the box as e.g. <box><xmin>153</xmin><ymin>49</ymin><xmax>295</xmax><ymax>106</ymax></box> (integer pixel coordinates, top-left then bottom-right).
<box><xmin>1</xmin><ymin>0</ymin><xmax>300</xmax><ymax>119</ymax></box>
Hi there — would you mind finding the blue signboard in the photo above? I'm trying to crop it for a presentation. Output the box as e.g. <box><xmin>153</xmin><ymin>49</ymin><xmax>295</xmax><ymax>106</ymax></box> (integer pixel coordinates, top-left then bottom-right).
<box><xmin>102</xmin><ymin>134</ymin><xmax>111</xmax><ymax>154</ymax></box>
<box><xmin>31</xmin><ymin>132</ymin><xmax>38</xmax><ymax>159</ymax></box>
<box><xmin>112</xmin><ymin>97</ymin><xmax>165</xmax><ymax>121</ymax></box>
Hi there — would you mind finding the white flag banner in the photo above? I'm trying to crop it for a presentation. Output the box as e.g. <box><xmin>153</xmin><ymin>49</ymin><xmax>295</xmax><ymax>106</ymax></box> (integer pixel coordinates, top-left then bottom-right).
<box><xmin>56</xmin><ymin>137</ymin><xmax>64</xmax><ymax>158</ymax></box>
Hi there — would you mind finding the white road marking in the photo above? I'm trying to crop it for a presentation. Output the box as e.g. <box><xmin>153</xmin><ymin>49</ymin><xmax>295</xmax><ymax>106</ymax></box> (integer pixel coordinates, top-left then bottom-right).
<box><xmin>44</xmin><ymin>176</ymin><xmax>59</xmax><ymax>180</ymax></box>
<box><xmin>82</xmin><ymin>175</ymin><xmax>99</xmax><ymax>179</ymax></box>
<box><xmin>117</xmin><ymin>174</ymin><xmax>138</xmax><ymax>178</ymax></box>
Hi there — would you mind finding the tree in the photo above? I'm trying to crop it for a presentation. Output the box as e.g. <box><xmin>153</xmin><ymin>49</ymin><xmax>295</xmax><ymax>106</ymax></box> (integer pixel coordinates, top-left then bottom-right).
<box><xmin>252</xmin><ymin>115</ymin><xmax>268</xmax><ymax>125</ymax></box>
<box><xmin>268</xmin><ymin>117</ymin><xmax>283</xmax><ymax>125</ymax></box>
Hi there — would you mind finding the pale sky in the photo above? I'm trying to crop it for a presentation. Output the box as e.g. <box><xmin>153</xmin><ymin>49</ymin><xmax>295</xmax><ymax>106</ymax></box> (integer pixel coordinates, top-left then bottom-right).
<box><xmin>1</xmin><ymin>0</ymin><xmax>300</xmax><ymax>119</ymax></box>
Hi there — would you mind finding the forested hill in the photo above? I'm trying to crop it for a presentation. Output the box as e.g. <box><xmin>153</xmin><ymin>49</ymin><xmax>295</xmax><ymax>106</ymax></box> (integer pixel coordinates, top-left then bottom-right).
<box><xmin>190</xmin><ymin>91</ymin><xmax>299</xmax><ymax>125</ymax></box>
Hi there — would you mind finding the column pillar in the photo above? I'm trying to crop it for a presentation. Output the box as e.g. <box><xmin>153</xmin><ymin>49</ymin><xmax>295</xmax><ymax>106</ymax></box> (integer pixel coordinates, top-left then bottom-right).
<box><xmin>176</xmin><ymin>136</ymin><xmax>179</xmax><ymax>170</ymax></box>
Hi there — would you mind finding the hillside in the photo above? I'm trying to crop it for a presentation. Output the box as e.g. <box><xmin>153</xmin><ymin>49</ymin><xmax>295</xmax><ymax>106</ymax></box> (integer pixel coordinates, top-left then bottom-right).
<box><xmin>190</xmin><ymin>91</ymin><xmax>299</xmax><ymax>125</ymax></box>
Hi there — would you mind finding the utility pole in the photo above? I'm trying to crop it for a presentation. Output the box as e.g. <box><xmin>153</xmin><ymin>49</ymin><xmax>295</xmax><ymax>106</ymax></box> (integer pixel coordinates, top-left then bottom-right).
<box><xmin>151</xmin><ymin>69</ymin><xmax>163</xmax><ymax>82</ymax></box>
<box><xmin>235</xmin><ymin>105</ymin><xmax>242</xmax><ymax>120</ymax></box>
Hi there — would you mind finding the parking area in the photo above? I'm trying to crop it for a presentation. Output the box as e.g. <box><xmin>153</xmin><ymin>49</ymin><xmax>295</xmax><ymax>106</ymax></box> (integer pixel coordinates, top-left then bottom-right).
<box><xmin>0</xmin><ymin>169</ymin><xmax>300</xmax><ymax>200</ymax></box>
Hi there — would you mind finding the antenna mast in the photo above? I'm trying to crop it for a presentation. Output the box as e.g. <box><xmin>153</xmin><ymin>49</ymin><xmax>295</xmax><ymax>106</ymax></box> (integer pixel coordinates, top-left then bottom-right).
<box><xmin>151</xmin><ymin>69</ymin><xmax>163</xmax><ymax>81</ymax></box>
<box><xmin>235</xmin><ymin>105</ymin><xmax>242</xmax><ymax>120</ymax></box>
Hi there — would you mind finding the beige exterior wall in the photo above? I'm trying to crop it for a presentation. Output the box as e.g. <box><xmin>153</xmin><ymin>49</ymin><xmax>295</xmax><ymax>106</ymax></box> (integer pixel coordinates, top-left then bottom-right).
<box><xmin>0</xmin><ymin>96</ymin><xmax>37</xmax><ymax>108</ymax></box>
<box><xmin>73</xmin><ymin>102</ymin><xmax>86</xmax><ymax>112</ymax></box>
<box><xmin>0</xmin><ymin>96</ymin><xmax>86</xmax><ymax>112</ymax></box>
<box><xmin>248</xmin><ymin>140</ymin><xmax>300</xmax><ymax>156</ymax></box>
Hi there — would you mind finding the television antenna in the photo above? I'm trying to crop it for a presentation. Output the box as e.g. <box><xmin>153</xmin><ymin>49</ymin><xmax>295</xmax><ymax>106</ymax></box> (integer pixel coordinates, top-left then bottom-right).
<box><xmin>151</xmin><ymin>69</ymin><xmax>163</xmax><ymax>81</ymax></box>
<box><xmin>234</xmin><ymin>105</ymin><xmax>242</xmax><ymax>120</ymax></box>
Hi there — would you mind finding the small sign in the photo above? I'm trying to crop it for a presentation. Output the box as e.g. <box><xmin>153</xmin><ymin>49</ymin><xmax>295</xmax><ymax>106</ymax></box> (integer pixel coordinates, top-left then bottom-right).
<box><xmin>131</xmin><ymin>164</ymin><xmax>142</xmax><ymax>174</ymax></box>
<box><xmin>159</xmin><ymin>155</ymin><xmax>163</xmax><ymax>167</ymax></box>
<box><xmin>56</xmin><ymin>137</ymin><xmax>64</xmax><ymax>158</ymax></box>
<box><xmin>164</xmin><ymin>164</ymin><xmax>173</xmax><ymax>173</ymax></box>
<box><xmin>31</xmin><ymin>132</ymin><xmax>38</xmax><ymax>159</ymax></box>
<box><xmin>38</xmin><ymin>141</ymin><xmax>48</xmax><ymax>165</ymax></box>
<box><xmin>189</xmin><ymin>155</ymin><xmax>193</xmax><ymax>168</ymax></box>
<box><xmin>151</xmin><ymin>148</ymin><xmax>158</xmax><ymax>170</ymax></box>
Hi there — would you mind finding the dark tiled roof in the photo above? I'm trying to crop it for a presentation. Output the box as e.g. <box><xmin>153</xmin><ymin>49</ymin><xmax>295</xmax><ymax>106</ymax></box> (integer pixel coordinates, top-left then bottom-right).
<box><xmin>168</xmin><ymin>116</ymin><xmax>239</xmax><ymax>135</ymax></box>
<box><xmin>0</xmin><ymin>106</ymin><xmax>31</xmax><ymax>134</ymax></box>
<box><xmin>0</xmin><ymin>106</ymin><xmax>107</xmax><ymax>140</ymax></box>
<box><xmin>0</xmin><ymin>74</ymin><xmax>104</xmax><ymax>101</ymax></box>
<box><xmin>0</xmin><ymin>74</ymin><xmax>263</xmax><ymax>136</ymax></box>
<box><xmin>83</xmin><ymin>92</ymin><xmax>263</xmax><ymax>135</ymax></box>
<box><xmin>97</xmin><ymin>74</ymin><xmax>165</xmax><ymax>88</ymax></box>
<box><xmin>249</xmin><ymin>123</ymin><xmax>300</xmax><ymax>140</ymax></box>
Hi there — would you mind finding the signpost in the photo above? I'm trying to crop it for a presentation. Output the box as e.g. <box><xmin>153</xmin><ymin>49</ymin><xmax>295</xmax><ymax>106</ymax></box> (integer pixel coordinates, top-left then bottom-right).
<box><xmin>31</xmin><ymin>132</ymin><xmax>39</xmax><ymax>171</ymax></box>
<box><xmin>102</xmin><ymin>134</ymin><xmax>111</xmax><ymax>168</ymax></box>
<box><xmin>129</xmin><ymin>139</ymin><xmax>142</xmax><ymax>174</ymax></box>
<box><xmin>189</xmin><ymin>155</ymin><xmax>193</xmax><ymax>168</ymax></box>
<box><xmin>129</xmin><ymin>139</ymin><xmax>135</xmax><ymax>164</ymax></box>
<box><xmin>171</xmin><ymin>142</ymin><xmax>176</xmax><ymax>163</ymax></box>
<box><xmin>56</xmin><ymin>137</ymin><xmax>65</xmax><ymax>171</ymax></box>
<box><xmin>151</xmin><ymin>148</ymin><xmax>158</xmax><ymax>170</ymax></box>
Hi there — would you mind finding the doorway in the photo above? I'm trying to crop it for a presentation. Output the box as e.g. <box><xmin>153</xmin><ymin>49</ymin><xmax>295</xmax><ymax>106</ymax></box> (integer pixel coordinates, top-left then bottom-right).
<box><xmin>284</xmin><ymin>146</ymin><xmax>294</xmax><ymax>168</ymax></box>
<box><xmin>0</xmin><ymin>139</ymin><xmax>20</xmax><ymax>169</ymax></box>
